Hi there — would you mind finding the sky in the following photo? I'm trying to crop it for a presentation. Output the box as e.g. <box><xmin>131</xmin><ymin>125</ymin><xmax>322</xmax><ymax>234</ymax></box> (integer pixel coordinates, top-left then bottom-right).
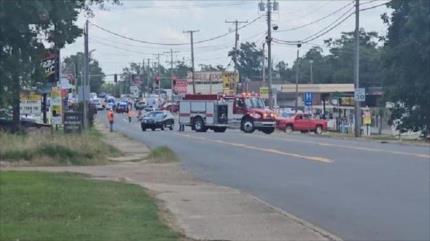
<box><xmin>62</xmin><ymin>0</ymin><xmax>390</xmax><ymax>82</ymax></box>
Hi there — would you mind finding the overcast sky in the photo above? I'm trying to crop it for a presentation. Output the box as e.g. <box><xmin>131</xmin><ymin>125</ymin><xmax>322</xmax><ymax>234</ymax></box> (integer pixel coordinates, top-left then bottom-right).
<box><xmin>62</xmin><ymin>0</ymin><xmax>390</xmax><ymax>81</ymax></box>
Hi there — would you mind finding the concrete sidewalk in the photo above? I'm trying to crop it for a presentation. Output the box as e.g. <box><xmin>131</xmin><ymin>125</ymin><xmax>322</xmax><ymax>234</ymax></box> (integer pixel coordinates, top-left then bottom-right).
<box><xmin>4</xmin><ymin>122</ymin><xmax>341</xmax><ymax>241</ymax></box>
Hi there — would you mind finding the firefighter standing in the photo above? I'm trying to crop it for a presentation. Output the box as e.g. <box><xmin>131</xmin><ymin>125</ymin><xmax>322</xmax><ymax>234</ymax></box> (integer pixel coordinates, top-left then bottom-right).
<box><xmin>107</xmin><ymin>109</ymin><xmax>114</xmax><ymax>132</ymax></box>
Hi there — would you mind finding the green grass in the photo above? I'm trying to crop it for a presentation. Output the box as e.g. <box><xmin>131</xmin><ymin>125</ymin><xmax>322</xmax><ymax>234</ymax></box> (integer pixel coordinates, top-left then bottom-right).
<box><xmin>147</xmin><ymin>146</ymin><xmax>179</xmax><ymax>163</ymax></box>
<box><xmin>0</xmin><ymin>129</ymin><xmax>119</xmax><ymax>166</ymax></box>
<box><xmin>0</xmin><ymin>171</ymin><xmax>178</xmax><ymax>241</ymax></box>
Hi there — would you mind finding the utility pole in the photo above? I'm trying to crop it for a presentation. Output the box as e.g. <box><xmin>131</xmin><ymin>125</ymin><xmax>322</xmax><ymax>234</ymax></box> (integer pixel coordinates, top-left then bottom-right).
<box><xmin>309</xmin><ymin>59</ymin><xmax>314</xmax><ymax>84</ymax></box>
<box><xmin>294</xmin><ymin>43</ymin><xmax>301</xmax><ymax>112</ymax></box>
<box><xmin>164</xmin><ymin>49</ymin><xmax>179</xmax><ymax>100</ymax></box>
<box><xmin>354</xmin><ymin>0</ymin><xmax>361</xmax><ymax>137</ymax></box>
<box><xmin>83</xmin><ymin>19</ymin><xmax>89</xmax><ymax>130</ymax></box>
<box><xmin>259</xmin><ymin>0</ymin><xmax>278</xmax><ymax>108</ymax></box>
<box><xmin>154</xmin><ymin>53</ymin><xmax>162</xmax><ymax>104</ymax></box>
<box><xmin>147</xmin><ymin>58</ymin><xmax>151</xmax><ymax>94</ymax></box>
<box><xmin>226</xmin><ymin>19</ymin><xmax>248</xmax><ymax>91</ymax></box>
<box><xmin>262</xmin><ymin>43</ymin><xmax>266</xmax><ymax>83</ymax></box>
<box><xmin>183</xmin><ymin>30</ymin><xmax>199</xmax><ymax>94</ymax></box>
<box><xmin>267</xmin><ymin>0</ymin><xmax>273</xmax><ymax>108</ymax></box>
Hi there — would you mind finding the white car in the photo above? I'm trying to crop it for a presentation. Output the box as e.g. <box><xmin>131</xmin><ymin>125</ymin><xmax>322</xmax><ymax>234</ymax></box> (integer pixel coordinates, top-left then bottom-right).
<box><xmin>92</xmin><ymin>98</ymin><xmax>104</xmax><ymax>110</ymax></box>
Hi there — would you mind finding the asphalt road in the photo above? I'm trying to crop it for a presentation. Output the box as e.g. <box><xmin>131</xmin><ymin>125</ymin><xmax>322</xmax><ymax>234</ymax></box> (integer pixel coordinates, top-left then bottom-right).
<box><xmin>99</xmin><ymin>113</ymin><xmax>430</xmax><ymax>241</ymax></box>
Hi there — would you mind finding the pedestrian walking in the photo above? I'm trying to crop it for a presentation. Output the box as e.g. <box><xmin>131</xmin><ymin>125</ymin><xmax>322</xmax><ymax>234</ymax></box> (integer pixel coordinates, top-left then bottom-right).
<box><xmin>107</xmin><ymin>108</ymin><xmax>114</xmax><ymax>132</ymax></box>
<box><xmin>127</xmin><ymin>110</ymin><xmax>134</xmax><ymax>123</ymax></box>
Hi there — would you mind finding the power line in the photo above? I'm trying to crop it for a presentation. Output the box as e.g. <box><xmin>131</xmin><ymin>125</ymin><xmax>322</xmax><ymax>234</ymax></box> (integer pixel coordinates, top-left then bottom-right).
<box><xmin>277</xmin><ymin>1</ymin><xmax>354</xmax><ymax>32</ymax></box>
<box><xmin>89</xmin><ymin>15</ymin><xmax>263</xmax><ymax>47</ymax></box>
<box><xmin>273</xmin><ymin>2</ymin><xmax>387</xmax><ymax>45</ymax></box>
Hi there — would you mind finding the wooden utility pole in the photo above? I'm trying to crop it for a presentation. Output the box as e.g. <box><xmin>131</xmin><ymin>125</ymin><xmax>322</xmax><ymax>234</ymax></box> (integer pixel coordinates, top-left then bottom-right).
<box><xmin>183</xmin><ymin>30</ymin><xmax>199</xmax><ymax>94</ymax></box>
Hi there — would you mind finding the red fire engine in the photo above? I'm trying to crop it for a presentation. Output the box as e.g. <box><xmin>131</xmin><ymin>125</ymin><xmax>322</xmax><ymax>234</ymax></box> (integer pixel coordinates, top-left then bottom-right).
<box><xmin>178</xmin><ymin>93</ymin><xmax>276</xmax><ymax>134</ymax></box>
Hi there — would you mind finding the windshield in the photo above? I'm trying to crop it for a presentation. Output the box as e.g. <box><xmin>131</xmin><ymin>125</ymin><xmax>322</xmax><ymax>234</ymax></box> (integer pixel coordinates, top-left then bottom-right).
<box><xmin>146</xmin><ymin>112</ymin><xmax>164</xmax><ymax>118</ymax></box>
<box><xmin>244</xmin><ymin>97</ymin><xmax>265</xmax><ymax>109</ymax></box>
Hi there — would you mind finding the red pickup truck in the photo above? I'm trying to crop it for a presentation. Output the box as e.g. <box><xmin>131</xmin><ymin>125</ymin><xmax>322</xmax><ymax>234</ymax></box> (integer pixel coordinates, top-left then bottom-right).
<box><xmin>276</xmin><ymin>113</ymin><xmax>327</xmax><ymax>134</ymax></box>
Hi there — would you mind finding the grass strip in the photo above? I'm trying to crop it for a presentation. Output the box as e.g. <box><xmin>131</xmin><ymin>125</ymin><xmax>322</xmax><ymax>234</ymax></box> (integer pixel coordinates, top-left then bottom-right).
<box><xmin>0</xmin><ymin>129</ymin><xmax>119</xmax><ymax>165</ymax></box>
<box><xmin>147</xmin><ymin>146</ymin><xmax>179</xmax><ymax>163</ymax></box>
<box><xmin>0</xmin><ymin>171</ymin><xmax>178</xmax><ymax>241</ymax></box>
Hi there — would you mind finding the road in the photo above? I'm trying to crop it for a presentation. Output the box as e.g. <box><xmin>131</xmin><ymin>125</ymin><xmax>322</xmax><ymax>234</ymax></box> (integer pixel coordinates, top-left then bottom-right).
<box><xmin>100</xmin><ymin>113</ymin><xmax>430</xmax><ymax>241</ymax></box>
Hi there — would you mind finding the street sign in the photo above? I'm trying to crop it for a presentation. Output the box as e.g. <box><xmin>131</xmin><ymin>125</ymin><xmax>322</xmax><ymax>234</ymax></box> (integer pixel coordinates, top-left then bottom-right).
<box><xmin>259</xmin><ymin>87</ymin><xmax>269</xmax><ymax>99</ymax></box>
<box><xmin>354</xmin><ymin>88</ymin><xmax>366</xmax><ymax>102</ymax></box>
<box><xmin>304</xmin><ymin>92</ymin><xmax>313</xmax><ymax>106</ymax></box>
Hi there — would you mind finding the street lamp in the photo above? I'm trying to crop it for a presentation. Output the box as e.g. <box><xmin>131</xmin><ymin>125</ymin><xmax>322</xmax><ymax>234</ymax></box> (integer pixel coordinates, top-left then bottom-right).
<box><xmin>309</xmin><ymin>59</ymin><xmax>314</xmax><ymax>84</ymax></box>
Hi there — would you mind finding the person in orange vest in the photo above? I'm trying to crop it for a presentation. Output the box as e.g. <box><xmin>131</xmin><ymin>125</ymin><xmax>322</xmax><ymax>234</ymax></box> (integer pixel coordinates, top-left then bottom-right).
<box><xmin>107</xmin><ymin>109</ymin><xmax>114</xmax><ymax>132</ymax></box>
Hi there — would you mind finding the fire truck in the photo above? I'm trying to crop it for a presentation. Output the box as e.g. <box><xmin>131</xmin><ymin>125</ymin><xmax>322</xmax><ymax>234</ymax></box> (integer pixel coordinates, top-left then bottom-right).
<box><xmin>178</xmin><ymin>93</ymin><xmax>276</xmax><ymax>134</ymax></box>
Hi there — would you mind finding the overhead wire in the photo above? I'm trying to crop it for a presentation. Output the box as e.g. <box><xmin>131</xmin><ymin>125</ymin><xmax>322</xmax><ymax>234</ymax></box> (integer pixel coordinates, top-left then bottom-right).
<box><xmin>277</xmin><ymin>1</ymin><xmax>354</xmax><ymax>33</ymax></box>
<box><xmin>88</xmin><ymin>15</ymin><xmax>263</xmax><ymax>47</ymax></box>
<box><xmin>273</xmin><ymin>1</ymin><xmax>388</xmax><ymax>45</ymax></box>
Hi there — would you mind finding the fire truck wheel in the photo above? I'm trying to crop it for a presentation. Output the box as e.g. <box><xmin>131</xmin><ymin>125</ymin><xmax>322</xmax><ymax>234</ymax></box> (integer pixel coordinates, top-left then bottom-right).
<box><xmin>241</xmin><ymin>118</ymin><xmax>255</xmax><ymax>133</ymax></box>
<box><xmin>193</xmin><ymin>117</ymin><xmax>207</xmax><ymax>132</ymax></box>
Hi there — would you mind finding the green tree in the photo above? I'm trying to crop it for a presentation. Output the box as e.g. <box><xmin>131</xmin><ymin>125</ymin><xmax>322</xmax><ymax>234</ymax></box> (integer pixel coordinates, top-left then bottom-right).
<box><xmin>0</xmin><ymin>0</ymin><xmax>117</xmax><ymax>130</ymax></box>
<box><xmin>382</xmin><ymin>0</ymin><xmax>430</xmax><ymax>135</ymax></box>
<box><xmin>229</xmin><ymin>42</ymin><xmax>263</xmax><ymax>81</ymax></box>
<box><xmin>62</xmin><ymin>52</ymin><xmax>105</xmax><ymax>93</ymax></box>
<box><xmin>199</xmin><ymin>64</ymin><xmax>225</xmax><ymax>71</ymax></box>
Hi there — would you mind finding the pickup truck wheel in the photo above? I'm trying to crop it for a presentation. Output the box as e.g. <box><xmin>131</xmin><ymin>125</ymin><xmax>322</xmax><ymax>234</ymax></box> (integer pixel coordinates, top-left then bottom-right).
<box><xmin>161</xmin><ymin>124</ymin><xmax>165</xmax><ymax>131</ymax></box>
<box><xmin>315</xmin><ymin>125</ymin><xmax>323</xmax><ymax>135</ymax></box>
<box><xmin>241</xmin><ymin>118</ymin><xmax>255</xmax><ymax>133</ymax></box>
<box><xmin>193</xmin><ymin>117</ymin><xmax>207</xmax><ymax>132</ymax></box>
<box><xmin>285</xmin><ymin>125</ymin><xmax>293</xmax><ymax>134</ymax></box>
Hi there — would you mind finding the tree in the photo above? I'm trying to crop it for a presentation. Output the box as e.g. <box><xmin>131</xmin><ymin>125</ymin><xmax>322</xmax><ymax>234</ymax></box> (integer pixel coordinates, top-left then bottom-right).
<box><xmin>62</xmin><ymin>52</ymin><xmax>105</xmax><ymax>93</ymax></box>
<box><xmin>0</xmin><ymin>0</ymin><xmax>118</xmax><ymax>130</ymax></box>
<box><xmin>199</xmin><ymin>64</ymin><xmax>225</xmax><ymax>72</ymax></box>
<box><xmin>229</xmin><ymin>42</ymin><xmax>263</xmax><ymax>81</ymax></box>
<box><xmin>287</xmin><ymin>30</ymin><xmax>382</xmax><ymax>87</ymax></box>
<box><xmin>382</xmin><ymin>0</ymin><xmax>430</xmax><ymax>135</ymax></box>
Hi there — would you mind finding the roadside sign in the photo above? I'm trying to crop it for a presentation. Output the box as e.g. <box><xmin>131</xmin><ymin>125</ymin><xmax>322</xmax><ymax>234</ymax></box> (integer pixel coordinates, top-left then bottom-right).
<box><xmin>259</xmin><ymin>87</ymin><xmax>269</xmax><ymax>99</ymax></box>
<box><xmin>20</xmin><ymin>92</ymin><xmax>42</xmax><ymax>116</ymax></box>
<box><xmin>304</xmin><ymin>92</ymin><xmax>313</xmax><ymax>106</ymax></box>
<box><xmin>51</xmin><ymin>87</ymin><xmax>62</xmax><ymax>125</ymax></box>
<box><xmin>64</xmin><ymin>112</ymin><xmax>82</xmax><ymax>133</ymax></box>
<box><xmin>363</xmin><ymin>111</ymin><xmax>372</xmax><ymax>125</ymax></box>
<box><xmin>354</xmin><ymin>88</ymin><xmax>366</xmax><ymax>102</ymax></box>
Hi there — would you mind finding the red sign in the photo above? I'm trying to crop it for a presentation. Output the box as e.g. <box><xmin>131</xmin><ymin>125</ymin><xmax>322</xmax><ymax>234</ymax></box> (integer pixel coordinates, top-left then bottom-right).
<box><xmin>174</xmin><ymin>79</ymin><xmax>187</xmax><ymax>94</ymax></box>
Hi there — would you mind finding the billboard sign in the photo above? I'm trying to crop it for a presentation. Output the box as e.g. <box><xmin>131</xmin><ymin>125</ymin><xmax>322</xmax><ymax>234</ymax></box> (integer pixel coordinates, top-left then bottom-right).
<box><xmin>41</xmin><ymin>50</ymin><xmax>60</xmax><ymax>83</ymax></box>
<box><xmin>174</xmin><ymin>79</ymin><xmax>188</xmax><ymax>94</ymax></box>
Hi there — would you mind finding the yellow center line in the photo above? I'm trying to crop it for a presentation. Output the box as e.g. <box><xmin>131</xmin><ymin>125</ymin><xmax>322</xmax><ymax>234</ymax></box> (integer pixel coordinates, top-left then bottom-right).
<box><xmin>241</xmin><ymin>133</ymin><xmax>430</xmax><ymax>160</ymax></box>
<box><xmin>174</xmin><ymin>133</ymin><xmax>334</xmax><ymax>164</ymax></box>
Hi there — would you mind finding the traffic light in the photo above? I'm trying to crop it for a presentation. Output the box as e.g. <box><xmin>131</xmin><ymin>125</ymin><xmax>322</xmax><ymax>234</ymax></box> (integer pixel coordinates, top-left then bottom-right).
<box><xmin>114</xmin><ymin>74</ymin><xmax>118</xmax><ymax>83</ymax></box>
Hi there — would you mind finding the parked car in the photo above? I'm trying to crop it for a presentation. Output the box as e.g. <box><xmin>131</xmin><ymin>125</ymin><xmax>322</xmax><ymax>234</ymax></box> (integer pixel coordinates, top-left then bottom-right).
<box><xmin>140</xmin><ymin>111</ymin><xmax>174</xmax><ymax>131</ymax></box>
<box><xmin>91</xmin><ymin>98</ymin><xmax>104</xmax><ymax>110</ymax></box>
<box><xmin>161</xmin><ymin>102</ymin><xmax>179</xmax><ymax>113</ymax></box>
<box><xmin>115</xmin><ymin>101</ymin><xmax>129</xmax><ymax>113</ymax></box>
<box><xmin>276</xmin><ymin>113</ymin><xmax>328</xmax><ymax>134</ymax></box>
<box><xmin>134</xmin><ymin>101</ymin><xmax>146</xmax><ymax>110</ymax></box>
